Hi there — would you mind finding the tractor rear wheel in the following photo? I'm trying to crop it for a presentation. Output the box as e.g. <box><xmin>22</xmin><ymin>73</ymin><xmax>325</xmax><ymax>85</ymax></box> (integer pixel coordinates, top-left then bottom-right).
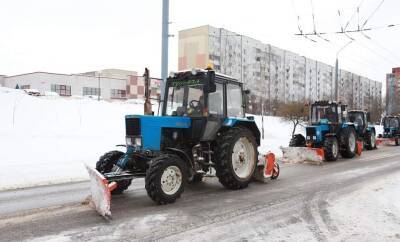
<box><xmin>365</xmin><ymin>130</ymin><xmax>376</xmax><ymax>150</ymax></box>
<box><xmin>96</xmin><ymin>151</ymin><xmax>132</xmax><ymax>195</ymax></box>
<box><xmin>214</xmin><ymin>127</ymin><xmax>258</xmax><ymax>190</ymax></box>
<box><xmin>323</xmin><ymin>136</ymin><xmax>339</xmax><ymax>161</ymax></box>
<box><xmin>289</xmin><ymin>134</ymin><xmax>306</xmax><ymax>147</ymax></box>
<box><xmin>340</xmin><ymin>128</ymin><xmax>357</xmax><ymax>158</ymax></box>
<box><xmin>145</xmin><ymin>154</ymin><xmax>187</xmax><ymax>204</ymax></box>
<box><xmin>396</xmin><ymin>138</ymin><xmax>399</xmax><ymax>146</ymax></box>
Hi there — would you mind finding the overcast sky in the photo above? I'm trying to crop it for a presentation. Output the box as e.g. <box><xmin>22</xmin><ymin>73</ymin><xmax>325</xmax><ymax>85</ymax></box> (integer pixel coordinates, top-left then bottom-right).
<box><xmin>1</xmin><ymin>0</ymin><xmax>399</xmax><ymax>85</ymax></box>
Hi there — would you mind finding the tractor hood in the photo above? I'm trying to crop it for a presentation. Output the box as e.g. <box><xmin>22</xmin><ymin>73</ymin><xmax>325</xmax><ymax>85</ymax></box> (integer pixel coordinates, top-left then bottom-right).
<box><xmin>125</xmin><ymin>115</ymin><xmax>191</xmax><ymax>151</ymax></box>
<box><xmin>306</xmin><ymin>124</ymin><xmax>330</xmax><ymax>143</ymax></box>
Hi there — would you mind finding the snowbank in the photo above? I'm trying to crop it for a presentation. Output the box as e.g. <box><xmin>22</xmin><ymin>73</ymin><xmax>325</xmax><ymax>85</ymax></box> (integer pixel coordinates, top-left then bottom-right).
<box><xmin>0</xmin><ymin>87</ymin><xmax>296</xmax><ymax>190</ymax></box>
<box><xmin>253</xmin><ymin>115</ymin><xmax>304</xmax><ymax>156</ymax></box>
<box><xmin>0</xmin><ymin>87</ymin><xmax>145</xmax><ymax>190</ymax></box>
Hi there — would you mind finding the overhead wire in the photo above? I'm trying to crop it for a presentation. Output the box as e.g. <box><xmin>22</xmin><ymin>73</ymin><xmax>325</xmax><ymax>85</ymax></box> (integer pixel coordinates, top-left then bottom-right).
<box><xmin>361</xmin><ymin>0</ymin><xmax>385</xmax><ymax>29</ymax></box>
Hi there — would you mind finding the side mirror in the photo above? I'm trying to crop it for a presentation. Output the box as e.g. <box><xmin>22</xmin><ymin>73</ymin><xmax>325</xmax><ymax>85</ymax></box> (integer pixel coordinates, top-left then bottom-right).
<box><xmin>366</xmin><ymin>112</ymin><xmax>371</xmax><ymax>122</ymax></box>
<box><xmin>205</xmin><ymin>70</ymin><xmax>216</xmax><ymax>93</ymax></box>
<box><xmin>244</xmin><ymin>89</ymin><xmax>251</xmax><ymax>95</ymax></box>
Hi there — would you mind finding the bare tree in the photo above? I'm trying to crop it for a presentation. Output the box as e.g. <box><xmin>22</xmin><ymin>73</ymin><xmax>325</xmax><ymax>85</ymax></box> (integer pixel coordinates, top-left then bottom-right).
<box><xmin>278</xmin><ymin>102</ymin><xmax>308</xmax><ymax>136</ymax></box>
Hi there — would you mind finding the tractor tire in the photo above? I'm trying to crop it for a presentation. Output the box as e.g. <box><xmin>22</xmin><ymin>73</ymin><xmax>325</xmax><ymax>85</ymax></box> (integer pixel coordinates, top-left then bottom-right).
<box><xmin>96</xmin><ymin>150</ymin><xmax>132</xmax><ymax>195</ymax></box>
<box><xmin>365</xmin><ymin>130</ymin><xmax>377</xmax><ymax>150</ymax></box>
<box><xmin>289</xmin><ymin>134</ymin><xmax>306</xmax><ymax>147</ymax></box>
<box><xmin>271</xmin><ymin>163</ymin><xmax>280</xmax><ymax>180</ymax></box>
<box><xmin>188</xmin><ymin>173</ymin><xmax>204</xmax><ymax>184</ymax></box>
<box><xmin>396</xmin><ymin>138</ymin><xmax>399</xmax><ymax>146</ymax></box>
<box><xmin>214</xmin><ymin>127</ymin><xmax>258</xmax><ymax>190</ymax></box>
<box><xmin>340</xmin><ymin>127</ymin><xmax>357</xmax><ymax>158</ymax></box>
<box><xmin>323</xmin><ymin>136</ymin><xmax>339</xmax><ymax>161</ymax></box>
<box><xmin>145</xmin><ymin>154</ymin><xmax>187</xmax><ymax>205</ymax></box>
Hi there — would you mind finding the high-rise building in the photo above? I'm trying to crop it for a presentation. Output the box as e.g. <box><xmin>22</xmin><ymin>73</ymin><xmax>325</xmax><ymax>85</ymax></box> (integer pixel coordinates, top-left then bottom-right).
<box><xmin>179</xmin><ymin>25</ymin><xmax>382</xmax><ymax>114</ymax></box>
<box><xmin>386</xmin><ymin>68</ymin><xmax>400</xmax><ymax>114</ymax></box>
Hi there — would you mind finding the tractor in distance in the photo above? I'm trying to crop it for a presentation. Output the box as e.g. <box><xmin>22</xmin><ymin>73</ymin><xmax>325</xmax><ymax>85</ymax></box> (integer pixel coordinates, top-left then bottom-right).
<box><xmin>378</xmin><ymin>115</ymin><xmax>400</xmax><ymax>145</ymax></box>
<box><xmin>289</xmin><ymin>101</ymin><xmax>359</xmax><ymax>161</ymax></box>
<box><xmin>86</xmin><ymin>67</ymin><xmax>279</xmax><ymax>217</ymax></box>
<box><xmin>347</xmin><ymin>110</ymin><xmax>377</xmax><ymax>150</ymax></box>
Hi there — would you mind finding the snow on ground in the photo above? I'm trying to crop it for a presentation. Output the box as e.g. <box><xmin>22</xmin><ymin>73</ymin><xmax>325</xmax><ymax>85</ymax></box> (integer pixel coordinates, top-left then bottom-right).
<box><xmin>328</xmin><ymin>172</ymin><xmax>400</xmax><ymax>241</ymax></box>
<box><xmin>0</xmin><ymin>87</ymin><xmax>145</xmax><ymax>190</ymax></box>
<box><xmin>253</xmin><ymin>115</ymin><xmax>304</xmax><ymax>156</ymax></box>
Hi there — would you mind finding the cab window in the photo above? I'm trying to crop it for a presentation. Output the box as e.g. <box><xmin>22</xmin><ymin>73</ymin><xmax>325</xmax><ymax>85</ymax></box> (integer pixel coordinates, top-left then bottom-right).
<box><xmin>227</xmin><ymin>84</ymin><xmax>244</xmax><ymax>118</ymax></box>
<box><xmin>208</xmin><ymin>83</ymin><xmax>223</xmax><ymax>116</ymax></box>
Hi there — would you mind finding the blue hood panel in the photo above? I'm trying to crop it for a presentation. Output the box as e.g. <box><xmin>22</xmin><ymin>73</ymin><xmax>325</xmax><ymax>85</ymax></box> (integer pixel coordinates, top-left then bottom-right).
<box><xmin>125</xmin><ymin>115</ymin><xmax>191</xmax><ymax>150</ymax></box>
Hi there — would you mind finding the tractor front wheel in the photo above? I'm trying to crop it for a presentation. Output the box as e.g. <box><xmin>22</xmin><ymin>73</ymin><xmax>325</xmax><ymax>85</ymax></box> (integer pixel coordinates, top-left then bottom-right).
<box><xmin>324</xmin><ymin>136</ymin><xmax>339</xmax><ymax>161</ymax></box>
<box><xmin>340</xmin><ymin>128</ymin><xmax>357</xmax><ymax>158</ymax></box>
<box><xmin>96</xmin><ymin>151</ymin><xmax>132</xmax><ymax>195</ymax></box>
<box><xmin>145</xmin><ymin>154</ymin><xmax>187</xmax><ymax>204</ymax></box>
<box><xmin>365</xmin><ymin>130</ymin><xmax>377</xmax><ymax>150</ymax></box>
<box><xmin>214</xmin><ymin>127</ymin><xmax>258</xmax><ymax>190</ymax></box>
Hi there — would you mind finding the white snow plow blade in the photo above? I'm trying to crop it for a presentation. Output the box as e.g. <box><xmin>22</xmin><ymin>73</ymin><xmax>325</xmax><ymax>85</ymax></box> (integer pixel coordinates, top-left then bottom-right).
<box><xmin>280</xmin><ymin>147</ymin><xmax>324</xmax><ymax>165</ymax></box>
<box><xmin>85</xmin><ymin>164</ymin><xmax>116</xmax><ymax>219</ymax></box>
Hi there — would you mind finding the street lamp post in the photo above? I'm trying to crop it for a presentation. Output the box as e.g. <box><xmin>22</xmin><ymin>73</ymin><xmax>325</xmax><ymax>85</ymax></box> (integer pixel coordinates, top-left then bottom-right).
<box><xmin>335</xmin><ymin>40</ymin><xmax>353</xmax><ymax>101</ymax></box>
<box><xmin>98</xmin><ymin>75</ymin><xmax>100</xmax><ymax>101</ymax></box>
<box><xmin>161</xmin><ymin>0</ymin><xmax>169</xmax><ymax>101</ymax></box>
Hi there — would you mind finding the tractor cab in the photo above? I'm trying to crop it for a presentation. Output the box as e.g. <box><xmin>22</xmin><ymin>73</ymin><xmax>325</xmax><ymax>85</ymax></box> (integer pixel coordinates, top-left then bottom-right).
<box><xmin>163</xmin><ymin>68</ymin><xmax>245</xmax><ymax>118</ymax></box>
<box><xmin>382</xmin><ymin>116</ymin><xmax>400</xmax><ymax>138</ymax></box>
<box><xmin>347</xmin><ymin>110</ymin><xmax>368</xmax><ymax>134</ymax></box>
<box><xmin>310</xmin><ymin>101</ymin><xmax>346</xmax><ymax>125</ymax></box>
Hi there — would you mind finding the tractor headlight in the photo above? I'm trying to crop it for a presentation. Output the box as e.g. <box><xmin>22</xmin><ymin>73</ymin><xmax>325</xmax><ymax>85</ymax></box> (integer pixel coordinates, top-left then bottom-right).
<box><xmin>126</xmin><ymin>136</ymin><xmax>142</xmax><ymax>147</ymax></box>
<box><xmin>307</xmin><ymin>136</ymin><xmax>311</xmax><ymax>140</ymax></box>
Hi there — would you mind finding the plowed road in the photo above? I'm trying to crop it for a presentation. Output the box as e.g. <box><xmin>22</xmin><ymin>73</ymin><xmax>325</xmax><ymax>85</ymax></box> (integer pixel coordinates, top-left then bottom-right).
<box><xmin>1</xmin><ymin>146</ymin><xmax>400</xmax><ymax>241</ymax></box>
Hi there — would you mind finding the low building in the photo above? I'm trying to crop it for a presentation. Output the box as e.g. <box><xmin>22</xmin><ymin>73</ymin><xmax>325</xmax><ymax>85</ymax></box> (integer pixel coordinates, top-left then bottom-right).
<box><xmin>0</xmin><ymin>75</ymin><xmax>5</xmax><ymax>87</ymax></box>
<box><xmin>1</xmin><ymin>69</ymin><xmax>161</xmax><ymax>101</ymax></box>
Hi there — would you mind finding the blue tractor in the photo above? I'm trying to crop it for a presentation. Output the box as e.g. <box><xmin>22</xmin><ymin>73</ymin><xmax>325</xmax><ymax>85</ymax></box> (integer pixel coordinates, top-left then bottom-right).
<box><xmin>347</xmin><ymin>110</ymin><xmax>377</xmax><ymax>150</ymax></box>
<box><xmin>94</xmin><ymin>68</ymin><xmax>272</xmax><ymax>205</ymax></box>
<box><xmin>289</xmin><ymin>101</ymin><xmax>358</xmax><ymax>161</ymax></box>
<box><xmin>378</xmin><ymin>115</ymin><xmax>400</xmax><ymax>145</ymax></box>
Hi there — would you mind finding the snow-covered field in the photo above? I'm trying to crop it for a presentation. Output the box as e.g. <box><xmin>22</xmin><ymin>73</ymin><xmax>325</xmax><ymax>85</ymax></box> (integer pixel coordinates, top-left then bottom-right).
<box><xmin>0</xmin><ymin>87</ymin><xmax>295</xmax><ymax>190</ymax></box>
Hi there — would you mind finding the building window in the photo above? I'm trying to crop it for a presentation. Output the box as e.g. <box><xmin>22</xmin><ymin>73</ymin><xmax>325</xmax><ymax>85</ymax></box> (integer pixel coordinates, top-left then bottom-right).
<box><xmin>51</xmin><ymin>84</ymin><xmax>71</xmax><ymax>96</ymax></box>
<box><xmin>21</xmin><ymin>85</ymin><xmax>31</xmax><ymax>89</ymax></box>
<box><xmin>83</xmin><ymin>87</ymin><xmax>100</xmax><ymax>96</ymax></box>
<box><xmin>111</xmin><ymin>89</ymin><xmax>126</xmax><ymax>99</ymax></box>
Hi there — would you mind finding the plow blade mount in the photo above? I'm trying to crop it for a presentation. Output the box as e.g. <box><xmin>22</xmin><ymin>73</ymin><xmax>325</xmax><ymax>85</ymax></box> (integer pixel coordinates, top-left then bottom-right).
<box><xmin>280</xmin><ymin>147</ymin><xmax>324</xmax><ymax>164</ymax></box>
<box><xmin>376</xmin><ymin>138</ymin><xmax>396</xmax><ymax>146</ymax></box>
<box><xmin>85</xmin><ymin>164</ymin><xmax>117</xmax><ymax>219</ymax></box>
<box><xmin>253</xmin><ymin>152</ymin><xmax>280</xmax><ymax>182</ymax></box>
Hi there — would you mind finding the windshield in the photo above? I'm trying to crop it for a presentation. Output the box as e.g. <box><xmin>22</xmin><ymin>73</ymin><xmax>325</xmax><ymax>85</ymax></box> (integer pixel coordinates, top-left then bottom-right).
<box><xmin>348</xmin><ymin>112</ymin><xmax>364</xmax><ymax>127</ymax></box>
<box><xmin>165</xmin><ymin>84</ymin><xmax>204</xmax><ymax>117</ymax></box>
<box><xmin>384</xmin><ymin>118</ymin><xmax>399</xmax><ymax>128</ymax></box>
<box><xmin>311</xmin><ymin>105</ymin><xmax>337</xmax><ymax>124</ymax></box>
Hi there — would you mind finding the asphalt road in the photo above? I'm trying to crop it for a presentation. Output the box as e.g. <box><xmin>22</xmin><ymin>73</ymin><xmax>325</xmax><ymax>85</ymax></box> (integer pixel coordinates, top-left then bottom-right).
<box><xmin>1</xmin><ymin>146</ymin><xmax>400</xmax><ymax>241</ymax></box>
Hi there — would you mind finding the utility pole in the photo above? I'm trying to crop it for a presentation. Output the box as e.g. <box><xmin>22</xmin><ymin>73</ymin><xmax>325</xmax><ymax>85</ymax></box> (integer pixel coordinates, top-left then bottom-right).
<box><xmin>161</xmin><ymin>0</ymin><xmax>169</xmax><ymax>101</ymax></box>
<box><xmin>335</xmin><ymin>40</ymin><xmax>353</xmax><ymax>101</ymax></box>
